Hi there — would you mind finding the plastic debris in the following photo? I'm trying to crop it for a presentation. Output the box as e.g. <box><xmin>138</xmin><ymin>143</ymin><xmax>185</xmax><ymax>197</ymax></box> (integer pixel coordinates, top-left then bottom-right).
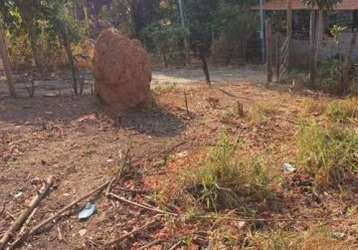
<box><xmin>14</xmin><ymin>192</ymin><xmax>23</xmax><ymax>198</ymax></box>
<box><xmin>282</xmin><ymin>163</ymin><xmax>296</xmax><ymax>174</ymax></box>
<box><xmin>78</xmin><ymin>202</ymin><xmax>96</xmax><ymax>220</ymax></box>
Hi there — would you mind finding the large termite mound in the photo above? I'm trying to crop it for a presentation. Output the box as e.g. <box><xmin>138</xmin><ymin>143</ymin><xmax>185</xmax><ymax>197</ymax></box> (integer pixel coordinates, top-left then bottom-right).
<box><xmin>93</xmin><ymin>28</ymin><xmax>152</xmax><ymax>111</ymax></box>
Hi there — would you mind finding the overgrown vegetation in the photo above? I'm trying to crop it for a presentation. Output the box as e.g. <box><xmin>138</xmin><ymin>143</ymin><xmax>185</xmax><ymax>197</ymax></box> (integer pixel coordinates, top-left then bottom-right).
<box><xmin>180</xmin><ymin>134</ymin><xmax>274</xmax><ymax>211</ymax></box>
<box><xmin>152</xmin><ymin>82</ymin><xmax>177</xmax><ymax>95</ymax></box>
<box><xmin>297</xmin><ymin>120</ymin><xmax>358</xmax><ymax>187</ymax></box>
<box><xmin>326</xmin><ymin>99</ymin><xmax>358</xmax><ymax>123</ymax></box>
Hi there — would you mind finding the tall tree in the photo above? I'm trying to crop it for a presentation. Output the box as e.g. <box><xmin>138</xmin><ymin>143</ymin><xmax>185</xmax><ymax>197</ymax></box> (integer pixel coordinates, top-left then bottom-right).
<box><xmin>304</xmin><ymin>0</ymin><xmax>342</xmax><ymax>85</ymax></box>
<box><xmin>14</xmin><ymin>0</ymin><xmax>43</xmax><ymax>69</ymax></box>
<box><xmin>0</xmin><ymin>21</ymin><xmax>16</xmax><ymax>97</ymax></box>
<box><xmin>185</xmin><ymin>0</ymin><xmax>219</xmax><ymax>84</ymax></box>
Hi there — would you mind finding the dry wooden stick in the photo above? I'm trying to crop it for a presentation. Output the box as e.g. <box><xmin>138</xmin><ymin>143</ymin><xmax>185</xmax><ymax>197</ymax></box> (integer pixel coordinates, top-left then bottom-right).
<box><xmin>115</xmin><ymin>187</ymin><xmax>151</xmax><ymax>195</ymax></box>
<box><xmin>18</xmin><ymin>208</ymin><xmax>38</xmax><ymax>236</ymax></box>
<box><xmin>0</xmin><ymin>176</ymin><xmax>54</xmax><ymax>250</ymax></box>
<box><xmin>105</xmin><ymin>219</ymin><xmax>158</xmax><ymax>247</ymax></box>
<box><xmin>137</xmin><ymin>239</ymin><xmax>163</xmax><ymax>250</ymax></box>
<box><xmin>108</xmin><ymin>193</ymin><xmax>177</xmax><ymax>216</ymax></box>
<box><xmin>105</xmin><ymin>177</ymin><xmax>116</xmax><ymax>197</ymax></box>
<box><xmin>28</xmin><ymin>180</ymin><xmax>110</xmax><ymax>236</ymax></box>
<box><xmin>184</xmin><ymin>91</ymin><xmax>190</xmax><ymax>116</ymax></box>
<box><xmin>168</xmin><ymin>240</ymin><xmax>183</xmax><ymax>250</ymax></box>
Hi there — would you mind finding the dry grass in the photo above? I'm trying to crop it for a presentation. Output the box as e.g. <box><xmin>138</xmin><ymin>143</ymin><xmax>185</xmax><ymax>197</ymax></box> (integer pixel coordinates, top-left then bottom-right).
<box><xmin>247</xmin><ymin>102</ymin><xmax>279</xmax><ymax>125</ymax></box>
<box><xmin>247</xmin><ymin>226</ymin><xmax>355</xmax><ymax>250</ymax></box>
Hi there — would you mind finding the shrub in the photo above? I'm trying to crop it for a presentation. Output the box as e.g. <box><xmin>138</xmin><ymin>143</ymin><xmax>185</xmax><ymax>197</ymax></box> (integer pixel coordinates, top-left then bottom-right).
<box><xmin>317</xmin><ymin>60</ymin><xmax>343</xmax><ymax>95</ymax></box>
<box><xmin>181</xmin><ymin>134</ymin><xmax>273</xmax><ymax>210</ymax></box>
<box><xmin>152</xmin><ymin>82</ymin><xmax>177</xmax><ymax>95</ymax></box>
<box><xmin>297</xmin><ymin>120</ymin><xmax>358</xmax><ymax>187</ymax></box>
<box><xmin>326</xmin><ymin>99</ymin><xmax>358</xmax><ymax>124</ymax></box>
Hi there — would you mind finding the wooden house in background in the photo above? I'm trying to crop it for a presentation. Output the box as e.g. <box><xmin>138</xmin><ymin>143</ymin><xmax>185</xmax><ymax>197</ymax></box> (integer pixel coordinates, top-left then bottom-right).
<box><xmin>253</xmin><ymin>0</ymin><xmax>358</xmax><ymax>68</ymax></box>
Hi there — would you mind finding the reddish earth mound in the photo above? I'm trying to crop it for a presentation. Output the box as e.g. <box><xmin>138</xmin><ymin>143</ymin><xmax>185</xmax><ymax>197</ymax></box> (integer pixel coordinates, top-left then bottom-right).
<box><xmin>93</xmin><ymin>28</ymin><xmax>152</xmax><ymax>111</ymax></box>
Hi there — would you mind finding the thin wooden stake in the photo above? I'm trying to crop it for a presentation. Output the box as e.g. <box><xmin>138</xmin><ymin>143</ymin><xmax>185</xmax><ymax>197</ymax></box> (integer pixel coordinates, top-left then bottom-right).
<box><xmin>266</xmin><ymin>18</ymin><xmax>273</xmax><ymax>84</ymax></box>
<box><xmin>0</xmin><ymin>176</ymin><xmax>54</xmax><ymax>250</ymax></box>
<box><xmin>184</xmin><ymin>91</ymin><xmax>190</xmax><ymax>116</ymax></box>
<box><xmin>108</xmin><ymin>193</ymin><xmax>177</xmax><ymax>216</ymax></box>
<box><xmin>138</xmin><ymin>239</ymin><xmax>163</xmax><ymax>250</ymax></box>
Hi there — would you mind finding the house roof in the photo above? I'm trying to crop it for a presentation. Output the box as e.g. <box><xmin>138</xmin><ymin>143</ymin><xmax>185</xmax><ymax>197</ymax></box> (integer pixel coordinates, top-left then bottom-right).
<box><xmin>252</xmin><ymin>0</ymin><xmax>358</xmax><ymax>11</ymax></box>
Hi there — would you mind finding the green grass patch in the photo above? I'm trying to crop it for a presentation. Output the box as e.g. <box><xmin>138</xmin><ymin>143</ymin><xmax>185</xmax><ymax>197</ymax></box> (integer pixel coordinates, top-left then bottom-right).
<box><xmin>180</xmin><ymin>133</ymin><xmax>274</xmax><ymax>211</ymax></box>
<box><xmin>297</xmin><ymin>120</ymin><xmax>358</xmax><ymax>187</ymax></box>
<box><xmin>326</xmin><ymin>99</ymin><xmax>358</xmax><ymax>124</ymax></box>
<box><xmin>152</xmin><ymin>82</ymin><xmax>177</xmax><ymax>94</ymax></box>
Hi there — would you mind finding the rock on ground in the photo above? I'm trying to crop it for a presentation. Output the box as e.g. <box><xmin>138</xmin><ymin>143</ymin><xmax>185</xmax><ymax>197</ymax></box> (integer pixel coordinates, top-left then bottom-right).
<box><xmin>93</xmin><ymin>28</ymin><xmax>152</xmax><ymax>111</ymax></box>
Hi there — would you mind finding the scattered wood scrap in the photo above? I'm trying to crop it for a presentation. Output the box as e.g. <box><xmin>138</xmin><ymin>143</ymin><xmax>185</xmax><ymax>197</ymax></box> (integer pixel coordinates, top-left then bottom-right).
<box><xmin>0</xmin><ymin>176</ymin><xmax>54</xmax><ymax>250</ymax></box>
<box><xmin>12</xmin><ymin>180</ymin><xmax>110</xmax><ymax>248</ymax></box>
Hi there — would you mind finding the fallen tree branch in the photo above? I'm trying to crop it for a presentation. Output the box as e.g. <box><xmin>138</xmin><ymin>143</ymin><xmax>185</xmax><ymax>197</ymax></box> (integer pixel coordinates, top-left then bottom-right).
<box><xmin>108</xmin><ymin>193</ymin><xmax>177</xmax><ymax>217</ymax></box>
<box><xmin>9</xmin><ymin>208</ymin><xmax>38</xmax><ymax>249</ymax></box>
<box><xmin>11</xmin><ymin>180</ymin><xmax>110</xmax><ymax>248</ymax></box>
<box><xmin>0</xmin><ymin>176</ymin><xmax>54</xmax><ymax>250</ymax></box>
<box><xmin>105</xmin><ymin>219</ymin><xmax>158</xmax><ymax>247</ymax></box>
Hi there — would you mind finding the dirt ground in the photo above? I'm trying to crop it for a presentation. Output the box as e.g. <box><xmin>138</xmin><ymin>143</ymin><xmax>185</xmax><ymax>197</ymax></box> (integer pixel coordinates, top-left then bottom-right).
<box><xmin>0</xmin><ymin>68</ymin><xmax>357</xmax><ymax>249</ymax></box>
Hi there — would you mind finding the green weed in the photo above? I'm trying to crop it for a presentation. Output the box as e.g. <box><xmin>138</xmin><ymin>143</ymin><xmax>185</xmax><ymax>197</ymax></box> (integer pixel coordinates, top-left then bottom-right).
<box><xmin>297</xmin><ymin>120</ymin><xmax>358</xmax><ymax>187</ymax></box>
<box><xmin>181</xmin><ymin>133</ymin><xmax>273</xmax><ymax>210</ymax></box>
<box><xmin>152</xmin><ymin>82</ymin><xmax>177</xmax><ymax>94</ymax></box>
<box><xmin>326</xmin><ymin>99</ymin><xmax>358</xmax><ymax>124</ymax></box>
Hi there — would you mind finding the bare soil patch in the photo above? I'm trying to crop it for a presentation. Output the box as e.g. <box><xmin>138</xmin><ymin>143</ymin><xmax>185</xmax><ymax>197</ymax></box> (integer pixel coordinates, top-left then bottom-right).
<box><xmin>0</xmin><ymin>80</ymin><xmax>357</xmax><ymax>249</ymax></box>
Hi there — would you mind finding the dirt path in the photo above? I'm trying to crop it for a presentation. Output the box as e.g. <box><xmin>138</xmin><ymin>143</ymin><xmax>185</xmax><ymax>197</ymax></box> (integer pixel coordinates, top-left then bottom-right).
<box><xmin>152</xmin><ymin>65</ymin><xmax>265</xmax><ymax>85</ymax></box>
<box><xmin>0</xmin><ymin>66</ymin><xmax>266</xmax><ymax>98</ymax></box>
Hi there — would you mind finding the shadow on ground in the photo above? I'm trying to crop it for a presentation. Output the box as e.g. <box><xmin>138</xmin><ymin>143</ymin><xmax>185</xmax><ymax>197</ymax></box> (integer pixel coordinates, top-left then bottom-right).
<box><xmin>0</xmin><ymin>95</ymin><xmax>185</xmax><ymax>137</ymax></box>
<box><xmin>119</xmin><ymin>107</ymin><xmax>185</xmax><ymax>137</ymax></box>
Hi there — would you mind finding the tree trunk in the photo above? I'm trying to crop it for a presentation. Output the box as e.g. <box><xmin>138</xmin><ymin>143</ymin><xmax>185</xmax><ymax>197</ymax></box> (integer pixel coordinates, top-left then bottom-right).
<box><xmin>28</xmin><ymin>23</ymin><xmax>41</xmax><ymax>69</ymax></box>
<box><xmin>199</xmin><ymin>50</ymin><xmax>210</xmax><ymax>85</ymax></box>
<box><xmin>309</xmin><ymin>10</ymin><xmax>316</xmax><ymax>86</ymax></box>
<box><xmin>0</xmin><ymin>25</ymin><xmax>16</xmax><ymax>97</ymax></box>
<box><xmin>341</xmin><ymin>30</ymin><xmax>358</xmax><ymax>95</ymax></box>
<box><xmin>286</xmin><ymin>0</ymin><xmax>292</xmax><ymax>70</ymax></box>
<box><xmin>311</xmin><ymin>10</ymin><xmax>324</xmax><ymax>86</ymax></box>
<box><xmin>15</xmin><ymin>0</ymin><xmax>42</xmax><ymax>70</ymax></box>
<box><xmin>266</xmin><ymin>18</ymin><xmax>273</xmax><ymax>84</ymax></box>
<box><xmin>61</xmin><ymin>29</ymin><xmax>78</xmax><ymax>95</ymax></box>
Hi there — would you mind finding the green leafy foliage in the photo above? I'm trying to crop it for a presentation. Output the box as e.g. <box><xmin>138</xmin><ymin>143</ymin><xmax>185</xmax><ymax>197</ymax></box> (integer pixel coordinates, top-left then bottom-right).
<box><xmin>318</xmin><ymin>60</ymin><xmax>343</xmax><ymax>94</ymax></box>
<box><xmin>185</xmin><ymin>0</ymin><xmax>219</xmax><ymax>57</ymax></box>
<box><xmin>143</xmin><ymin>23</ymin><xmax>186</xmax><ymax>66</ymax></box>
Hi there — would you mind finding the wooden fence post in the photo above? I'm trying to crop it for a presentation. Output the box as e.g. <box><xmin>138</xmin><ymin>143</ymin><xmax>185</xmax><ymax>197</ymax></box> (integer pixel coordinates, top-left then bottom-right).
<box><xmin>266</xmin><ymin>18</ymin><xmax>273</xmax><ymax>84</ymax></box>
